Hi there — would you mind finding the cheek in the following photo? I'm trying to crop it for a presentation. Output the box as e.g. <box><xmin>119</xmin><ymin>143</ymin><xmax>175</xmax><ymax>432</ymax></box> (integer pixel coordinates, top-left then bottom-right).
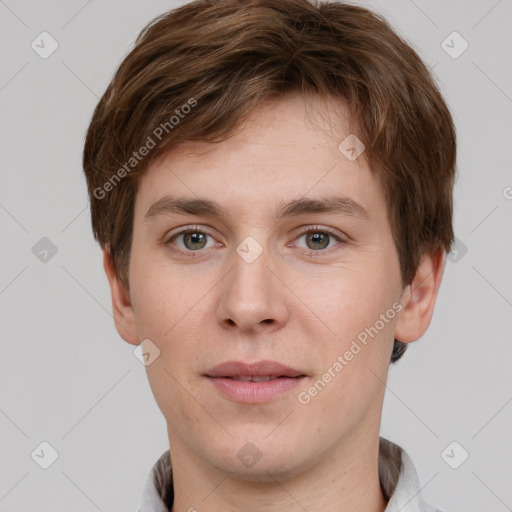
<box><xmin>296</xmin><ymin>256</ymin><xmax>399</xmax><ymax>398</ymax></box>
<box><xmin>129</xmin><ymin>256</ymin><xmax>209</xmax><ymax>371</ymax></box>
<box><xmin>130</xmin><ymin>251</ymin><xmax>202</xmax><ymax>340</ymax></box>
<box><xmin>145</xmin><ymin>358</ymin><xmax>206</xmax><ymax>440</ymax></box>
<box><xmin>296</xmin><ymin>262</ymin><xmax>395</xmax><ymax>342</ymax></box>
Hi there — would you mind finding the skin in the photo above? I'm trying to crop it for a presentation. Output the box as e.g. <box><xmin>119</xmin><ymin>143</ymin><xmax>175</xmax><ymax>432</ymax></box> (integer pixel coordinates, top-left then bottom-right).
<box><xmin>103</xmin><ymin>92</ymin><xmax>445</xmax><ymax>512</ymax></box>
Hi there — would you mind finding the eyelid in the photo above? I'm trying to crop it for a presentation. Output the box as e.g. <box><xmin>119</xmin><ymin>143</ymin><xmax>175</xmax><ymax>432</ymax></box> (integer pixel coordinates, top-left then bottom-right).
<box><xmin>294</xmin><ymin>225</ymin><xmax>345</xmax><ymax>240</ymax></box>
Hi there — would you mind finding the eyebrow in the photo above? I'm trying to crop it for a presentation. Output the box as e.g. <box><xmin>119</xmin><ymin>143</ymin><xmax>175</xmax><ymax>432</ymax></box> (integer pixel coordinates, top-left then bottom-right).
<box><xmin>144</xmin><ymin>195</ymin><xmax>370</xmax><ymax>222</ymax></box>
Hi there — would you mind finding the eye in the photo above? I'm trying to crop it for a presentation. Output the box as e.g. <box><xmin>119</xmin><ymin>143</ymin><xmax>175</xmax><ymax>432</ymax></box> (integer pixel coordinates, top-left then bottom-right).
<box><xmin>164</xmin><ymin>225</ymin><xmax>346</xmax><ymax>256</ymax></box>
<box><xmin>293</xmin><ymin>226</ymin><xmax>345</xmax><ymax>252</ymax></box>
<box><xmin>165</xmin><ymin>226</ymin><xmax>217</xmax><ymax>254</ymax></box>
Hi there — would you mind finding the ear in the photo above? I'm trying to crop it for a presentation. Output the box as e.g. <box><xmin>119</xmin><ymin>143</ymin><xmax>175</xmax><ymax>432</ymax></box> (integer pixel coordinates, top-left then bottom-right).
<box><xmin>102</xmin><ymin>247</ymin><xmax>140</xmax><ymax>346</ymax></box>
<box><xmin>394</xmin><ymin>249</ymin><xmax>446</xmax><ymax>343</ymax></box>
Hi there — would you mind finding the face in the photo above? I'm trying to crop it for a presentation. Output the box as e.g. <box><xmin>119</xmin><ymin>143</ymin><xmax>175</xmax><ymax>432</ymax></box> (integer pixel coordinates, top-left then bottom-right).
<box><xmin>111</xmin><ymin>92</ymin><xmax>416</xmax><ymax>480</ymax></box>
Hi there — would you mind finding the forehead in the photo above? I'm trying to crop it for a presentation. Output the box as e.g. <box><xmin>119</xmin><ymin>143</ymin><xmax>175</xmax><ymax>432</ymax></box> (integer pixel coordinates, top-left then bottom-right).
<box><xmin>171</xmin><ymin>93</ymin><xmax>357</xmax><ymax>163</ymax></box>
<box><xmin>134</xmin><ymin>92</ymin><xmax>385</xmax><ymax>224</ymax></box>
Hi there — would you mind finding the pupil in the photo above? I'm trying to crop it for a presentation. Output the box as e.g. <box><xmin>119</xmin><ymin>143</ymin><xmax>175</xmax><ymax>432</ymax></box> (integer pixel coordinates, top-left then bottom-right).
<box><xmin>308</xmin><ymin>232</ymin><xmax>328</xmax><ymax>250</ymax></box>
<box><xmin>186</xmin><ymin>232</ymin><xmax>206</xmax><ymax>250</ymax></box>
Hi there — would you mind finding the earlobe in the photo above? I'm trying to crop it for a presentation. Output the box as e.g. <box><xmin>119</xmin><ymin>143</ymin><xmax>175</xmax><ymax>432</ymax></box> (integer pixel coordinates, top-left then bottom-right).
<box><xmin>102</xmin><ymin>247</ymin><xmax>140</xmax><ymax>346</ymax></box>
<box><xmin>394</xmin><ymin>250</ymin><xmax>445</xmax><ymax>344</ymax></box>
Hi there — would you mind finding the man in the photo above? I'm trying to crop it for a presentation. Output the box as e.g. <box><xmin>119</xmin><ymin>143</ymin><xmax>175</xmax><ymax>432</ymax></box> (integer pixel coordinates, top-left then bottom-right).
<box><xmin>82</xmin><ymin>1</ymin><xmax>456</xmax><ymax>510</ymax></box>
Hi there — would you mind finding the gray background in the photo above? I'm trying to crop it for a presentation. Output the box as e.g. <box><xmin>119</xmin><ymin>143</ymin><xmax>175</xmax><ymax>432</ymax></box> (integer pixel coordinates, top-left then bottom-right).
<box><xmin>0</xmin><ymin>0</ymin><xmax>511</xmax><ymax>510</ymax></box>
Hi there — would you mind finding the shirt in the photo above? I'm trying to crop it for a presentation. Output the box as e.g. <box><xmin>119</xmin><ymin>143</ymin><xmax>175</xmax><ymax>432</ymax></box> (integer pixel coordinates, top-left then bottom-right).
<box><xmin>136</xmin><ymin>437</ymin><xmax>443</xmax><ymax>512</ymax></box>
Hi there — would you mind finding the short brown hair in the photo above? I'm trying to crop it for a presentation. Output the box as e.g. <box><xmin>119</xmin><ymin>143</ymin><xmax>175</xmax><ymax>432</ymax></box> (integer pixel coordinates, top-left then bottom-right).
<box><xmin>82</xmin><ymin>0</ymin><xmax>457</xmax><ymax>363</ymax></box>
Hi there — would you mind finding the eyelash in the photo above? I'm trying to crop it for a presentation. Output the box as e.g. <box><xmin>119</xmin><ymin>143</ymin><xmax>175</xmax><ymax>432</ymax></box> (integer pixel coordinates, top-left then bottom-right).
<box><xmin>164</xmin><ymin>225</ymin><xmax>346</xmax><ymax>257</ymax></box>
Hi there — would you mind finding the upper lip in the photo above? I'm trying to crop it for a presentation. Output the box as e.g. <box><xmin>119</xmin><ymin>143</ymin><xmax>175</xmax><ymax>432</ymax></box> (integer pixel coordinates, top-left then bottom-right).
<box><xmin>205</xmin><ymin>360</ymin><xmax>305</xmax><ymax>378</ymax></box>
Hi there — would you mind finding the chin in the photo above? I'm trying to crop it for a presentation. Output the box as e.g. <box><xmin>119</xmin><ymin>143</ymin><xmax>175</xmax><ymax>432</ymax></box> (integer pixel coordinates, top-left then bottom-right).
<box><xmin>217</xmin><ymin>455</ymin><xmax>307</xmax><ymax>483</ymax></box>
<box><xmin>205</xmin><ymin>435</ymin><xmax>315</xmax><ymax>483</ymax></box>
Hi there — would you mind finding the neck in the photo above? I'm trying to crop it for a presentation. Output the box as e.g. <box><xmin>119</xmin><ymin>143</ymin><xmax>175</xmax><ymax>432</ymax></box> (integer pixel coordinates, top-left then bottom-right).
<box><xmin>169</xmin><ymin>424</ymin><xmax>388</xmax><ymax>512</ymax></box>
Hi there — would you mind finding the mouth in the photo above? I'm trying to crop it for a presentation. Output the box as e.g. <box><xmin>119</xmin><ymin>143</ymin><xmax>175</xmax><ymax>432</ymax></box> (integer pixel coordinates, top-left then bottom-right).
<box><xmin>204</xmin><ymin>360</ymin><xmax>307</xmax><ymax>403</ymax></box>
<box><xmin>204</xmin><ymin>359</ymin><xmax>306</xmax><ymax>379</ymax></box>
<box><xmin>220</xmin><ymin>375</ymin><xmax>302</xmax><ymax>382</ymax></box>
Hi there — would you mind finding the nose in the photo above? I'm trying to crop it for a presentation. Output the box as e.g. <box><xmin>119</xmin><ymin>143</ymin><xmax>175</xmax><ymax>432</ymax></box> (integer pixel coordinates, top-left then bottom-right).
<box><xmin>216</xmin><ymin>238</ymin><xmax>290</xmax><ymax>335</ymax></box>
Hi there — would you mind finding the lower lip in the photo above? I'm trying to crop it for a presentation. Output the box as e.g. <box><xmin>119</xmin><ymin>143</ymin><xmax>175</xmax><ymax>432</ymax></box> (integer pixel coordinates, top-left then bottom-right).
<box><xmin>206</xmin><ymin>376</ymin><xmax>306</xmax><ymax>403</ymax></box>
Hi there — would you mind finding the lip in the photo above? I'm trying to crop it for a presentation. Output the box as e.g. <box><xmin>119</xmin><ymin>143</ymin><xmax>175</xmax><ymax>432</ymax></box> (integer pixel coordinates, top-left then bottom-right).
<box><xmin>204</xmin><ymin>360</ymin><xmax>307</xmax><ymax>404</ymax></box>
<box><xmin>205</xmin><ymin>360</ymin><xmax>305</xmax><ymax>378</ymax></box>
